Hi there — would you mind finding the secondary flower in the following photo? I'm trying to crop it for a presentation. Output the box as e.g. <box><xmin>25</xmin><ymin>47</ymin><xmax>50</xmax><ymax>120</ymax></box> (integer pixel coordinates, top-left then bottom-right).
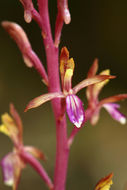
<box><xmin>0</xmin><ymin>104</ymin><xmax>45</xmax><ymax>190</ymax></box>
<box><xmin>86</xmin><ymin>59</ymin><xmax>127</xmax><ymax>125</ymax></box>
<box><xmin>95</xmin><ymin>173</ymin><xmax>113</xmax><ymax>190</ymax></box>
<box><xmin>25</xmin><ymin>47</ymin><xmax>114</xmax><ymax>128</ymax></box>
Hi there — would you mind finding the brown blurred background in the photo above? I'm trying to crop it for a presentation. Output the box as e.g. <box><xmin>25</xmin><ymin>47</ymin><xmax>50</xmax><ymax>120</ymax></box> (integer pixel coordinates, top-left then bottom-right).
<box><xmin>0</xmin><ymin>0</ymin><xmax>127</xmax><ymax>189</ymax></box>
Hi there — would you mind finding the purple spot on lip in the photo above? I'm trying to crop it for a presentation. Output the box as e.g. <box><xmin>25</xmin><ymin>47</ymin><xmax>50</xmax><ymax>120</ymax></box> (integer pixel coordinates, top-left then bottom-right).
<box><xmin>66</xmin><ymin>94</ymin><xmax>85</xmax><ymax>128</ymax></box>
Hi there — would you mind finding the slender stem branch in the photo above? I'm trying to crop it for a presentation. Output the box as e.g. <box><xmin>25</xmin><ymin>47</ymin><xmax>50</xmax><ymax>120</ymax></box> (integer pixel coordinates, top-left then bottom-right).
<box><xmin>32</xmin><ymin>9</ymin><xmax>42</xmax><ymax>28</ymax></box>
<box><xmin>54</xmin><ymin>12</ymin><xmax>64</xmax><ymax>47</ymax></box>
<box><xmin>37</xmin><ymin>1</ymin><xmax>69</xmax><ymax>189</ymax></box>
<box><xmin>21</xmin><ymin>151</ymin><xmax>54</xmax><ymax>190</ymax></box>
<box><xmin>28</xmin><ymin>50</ymin><xmax>48</xmax><ymax>84</ymax></box>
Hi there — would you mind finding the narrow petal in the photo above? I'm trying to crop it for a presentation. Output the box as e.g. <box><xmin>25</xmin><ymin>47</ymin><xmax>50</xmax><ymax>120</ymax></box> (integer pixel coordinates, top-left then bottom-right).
<box><xmin>103</xmin><ymin>103</ymin><xmax>126</xmax><ymax>124</ymax></box>
<box><xmin>60</xmin><ymin>47</ymin><xmax>75</xmax><ymax>90</ymax></box>
<box><xmin>95</xmin><ymin>173</ymin><xmax>113</xmax><ymax>190</ymax></box>
<box><xmin>60</xmin><ymin>46</ymin><xmax>69</xmax><ymax>64</ymax></box>
<box><xmin>0</xmin><ymin>113</ymin><xmax>19</xmax><ymax>144</ymax></box>
<box><xmin>25</xmin><ymin>92</ymin><xmax>64</xmax><ymax>111</ymax></box>
<box><xmin>73</xmin><ymin>75</ymin><xmax>116</xmax><ymax>94</ymax></box>
<box><xmin>66</xmin><ymin>95</ymin><xmax>85</xmax><ymax>128</ymax></box>
<box><xmin>99</xmin><ymin>94</ymin><xmax>127</xmax><ymax>106</ymax></box>
<box><xmin>63</xmin><ymin>58</ymin><xmax>74</xmax><ymax>92</ymax></box>
<box><xmin>93</xmin><ymin>69</ymin><xmax>110</xmax><ymax>98</ymax></box>
<box><xmin>87</xmin><ymin>58</ymin><xmax>98</xmax><ymax>78</ymax></box>
<box><xmin>24</xmin><ymin>146</ymin><xmax>46</xmax><ymax>160</ymax></box>
<box><xmin>86</xmin><ymin>59</ymin><xmax>99</xmax><ymax>100</ymax></box>
<box><xmin>10</xmin><ymin>104</ymin><xmax>23</xmax><ymax>144</ymax></box>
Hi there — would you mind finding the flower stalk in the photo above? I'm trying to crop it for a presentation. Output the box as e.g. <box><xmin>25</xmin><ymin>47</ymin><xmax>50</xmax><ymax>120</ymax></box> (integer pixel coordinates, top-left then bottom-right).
<box><xmin>37</xmin><ymin>1</ymin><xmax>69</xmax><ymax>189</ymax></box>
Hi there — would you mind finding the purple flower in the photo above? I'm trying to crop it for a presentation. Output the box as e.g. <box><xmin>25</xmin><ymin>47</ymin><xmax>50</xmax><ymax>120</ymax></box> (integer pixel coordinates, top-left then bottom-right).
<box><xmin>25</xmin><ymin>47</ymin><xmax>114</xmax><ymax>128</ymax></box>
<box><xmin>103</xmin><ymin>103</ymin><xmax>126</xmax><ymax>124</ymax></box>
<box><xmin>86</xmin><ymin>59</ymin><xmax>127</xmax><ymax>125</ymax></box>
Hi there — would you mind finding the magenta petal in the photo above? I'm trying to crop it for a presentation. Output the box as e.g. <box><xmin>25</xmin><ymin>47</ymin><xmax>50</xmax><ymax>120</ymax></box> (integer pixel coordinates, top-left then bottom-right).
<box><xmin>1</xmin><ymin>153</ymin><xmax>14</xmax><ymax>186</ymax></box>
<box><xmin>66</xmin><ymin>95</ymin><xmax>85</xmax><ymax>128</ymax></box>
<box><xmin>103</xmin><ymin>103</ymin><xmax>126</xmax><ymax>124</ymax></box>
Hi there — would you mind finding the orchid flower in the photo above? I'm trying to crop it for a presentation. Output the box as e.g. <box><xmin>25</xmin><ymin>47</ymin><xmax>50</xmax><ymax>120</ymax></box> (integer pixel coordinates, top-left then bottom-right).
<box><xmin>0</xmin><ymin>104</ymin><xmax>49</xmax><ymax>190</ymax></box>
<box><xmin>25</xmin><ymin>47</ymin><xmax>115</xmax><ymax>128</ymax></box>
<box><xmin>86</xmin><ymin>59</ymin><xmax>127</xmax><ymax>125</ymax></box>
<box><xmin>95</xmin><ymin>173</ymin><xmax>113</xmax><ymax>190</ymax></box>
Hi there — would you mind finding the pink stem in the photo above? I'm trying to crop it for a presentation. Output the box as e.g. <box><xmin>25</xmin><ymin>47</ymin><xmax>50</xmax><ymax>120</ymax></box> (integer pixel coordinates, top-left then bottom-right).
<box><xmin>21</xmin><ymin>151</ymin><xmax>54</xmax><ymax>190</ymax></box>
<box><xmin>37</xmin><ymin>1</ymin><xmax>69</xmax><ymax>190</ymax></box>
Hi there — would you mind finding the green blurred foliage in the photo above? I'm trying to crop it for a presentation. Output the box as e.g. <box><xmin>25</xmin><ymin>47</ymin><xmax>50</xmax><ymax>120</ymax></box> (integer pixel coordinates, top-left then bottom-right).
<box><xmin>0</xmin><ymin>0</ymin><xmax>127</xmax><ymax>190</ymax></box>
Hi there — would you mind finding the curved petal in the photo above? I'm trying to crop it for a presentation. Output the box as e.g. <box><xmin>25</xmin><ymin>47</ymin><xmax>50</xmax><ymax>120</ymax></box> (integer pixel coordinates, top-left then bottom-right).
<box><xmin>66</xmin><ymin>95</ymin><xmax>85</xmax><ymax>128</ymax></box>
<box><xmin>25</xmin><ymin>92</ymin><xmax>64</xmax><ymax>111</ymax></box>
<box><xmin>60</xmin><ymin>47</ymin><xmax>69</xmax><ymax>81</ymax></box>
<box><xmin>99</xmin><ymin>94</ymin><xmax>127</xmax><ymax>106</ymax></box>
<box><xmin>0</xmin><ymin>113</ymin><xmax>19</xmax><ymax>145</ymax></box>
<box><xmin>73</xmin><ymin>75</ymin><xmax>115</xmax><ymax>94</ymax></box>
<box><xmin>60</xmin><ymin>47</ymin><xmax>75</xmax><ymax>90</ymax></box>
<box><xmin>24</xmin><ymin>146</ymin><xmax>46</xmax><ymax>160</ymax></box>
<box><xmin>63</xmin><ymin>60</ymin><xmax>74</xmax><ymax>92</ymax></box>
<box><xmin>87</xmin><ymin>58</ymin><xmax>98</xmax><ymax>78</ymax></box>
<box><xmin>92</xmin><ymin>69</ymin><xmax>110</xmax><ymax>98</ymax></box>
<box><xmin>103</xmin><ymin>103</ymin><xmax>126</xmax><ymax>124</ymax></box>
<box><xmin>95</xmin><ymin>173</ymin><xmax>113</xmax><ymax>190</ymax></box>
<box><xmin>10</xmin><ymin>104</ymin><xmax>23</xmax><ymax>144</ymax></box>
<box><xmin>86</xmin><ymin>59</ymin><xmax>98</xmax><ymax>100</ymax></box>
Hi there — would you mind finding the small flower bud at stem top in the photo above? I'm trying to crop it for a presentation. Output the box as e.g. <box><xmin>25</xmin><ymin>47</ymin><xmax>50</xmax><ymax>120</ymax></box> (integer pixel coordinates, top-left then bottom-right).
<box><xmin>24</xmin><ymin>10</ymin><xmax>32</xmax><ymax>23</ymax></box>
<box><xmin>63</xmin><ymin>8</ymin><xmax>71</xmax><ymax>24</ymax></box>
<box><xmin>19</xmin><ymin>0</ymin><xmax>33</xmax><ymax>23</ymax></box>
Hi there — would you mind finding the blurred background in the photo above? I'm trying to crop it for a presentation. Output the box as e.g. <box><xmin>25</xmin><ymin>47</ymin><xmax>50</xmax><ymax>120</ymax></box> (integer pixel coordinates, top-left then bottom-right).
<box><xmin>0</xmin><ymin>0</ymin><xmax>127</xmax><ymax>189</ymax></box>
